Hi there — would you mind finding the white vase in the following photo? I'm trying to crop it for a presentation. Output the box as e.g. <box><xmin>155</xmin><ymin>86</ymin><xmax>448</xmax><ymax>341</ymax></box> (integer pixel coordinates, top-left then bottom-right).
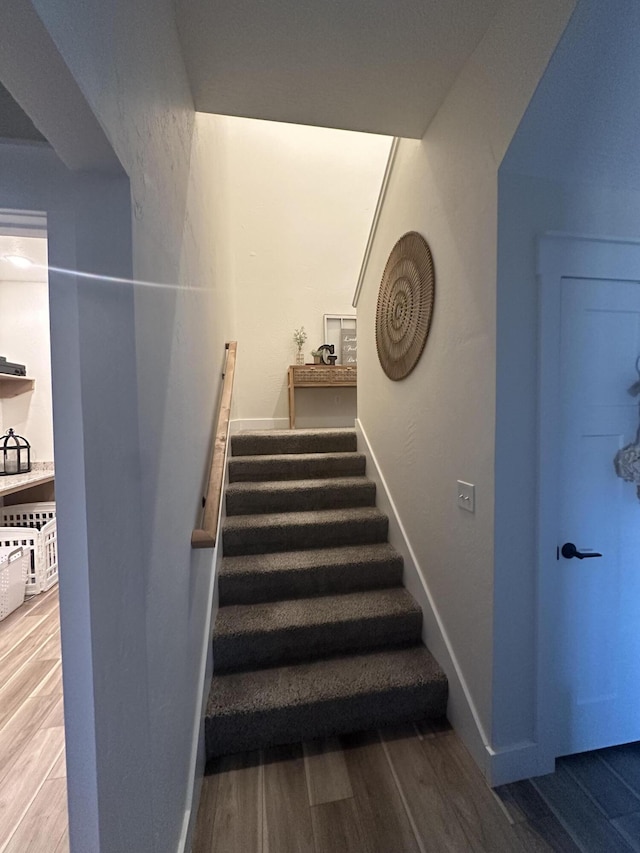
<box><xmin>296</xmin><ymin>350</ymin><xmax>304</xmax><ymax>365</ymax></box>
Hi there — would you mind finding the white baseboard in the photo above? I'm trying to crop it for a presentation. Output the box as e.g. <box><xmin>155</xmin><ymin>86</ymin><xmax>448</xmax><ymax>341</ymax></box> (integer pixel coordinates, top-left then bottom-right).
<box><xmin>355</xmin><ymin>420</ymin><xmax>494</xmax><ymax>779</ymax></box>
<box><xmin>177</xmin><ymin>805</ymin><xmax>193</xmax><ymax>853</ymax></box>
<box><xmin>488</xmin><ymin>741</ymin><xmax>555</xmax><ymax>787</ymax></box>
<box><xmin>230</xmin><ymin>418</ymin><xmax>289</xmax><ymax>434</ymax></box>
<box><xmin>230</xmin><ymin>417</ymin><xmax>357</xmax><ymax>433</ymax></box>
<box><xmin>355</xmin><ymin>419</ymin><xmax>549</xmax><ymax>785</ymax></box>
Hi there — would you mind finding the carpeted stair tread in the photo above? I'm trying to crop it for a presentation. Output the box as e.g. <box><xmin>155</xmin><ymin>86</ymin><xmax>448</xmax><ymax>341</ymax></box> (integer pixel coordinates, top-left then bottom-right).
<box><xmin>217</xmin><ymin>587</ymin><xmax>419</xmax><ymax>636</ymax></box>
<box><xmin>219</xmin><ymin>543</ymin><xmax>403</xmax><ymax>605</ymax></box>
<box><xmin>209</xmin><ymin>645</ymin><xmax>445</xmax><ymax>715</ymax></box>
<box><xmin>214</xmin><ymin>588</ymin><xmax>421</xmax><ymax>671</ymax></box>
<box><xmin>205</xmin><ymin>427</ymin><xmax>449</xmax><ymax>760</ymax></box>
<box><xmin>226</xmin><ymin>476</ymin><xmax>376</xmax><ymax>515</ymax></box>
<box><xmin>228</xmin><ymin>452</ymin><xmax>366</xmax><ymax>483</ymax></box>
<box><xmin>222</xmin><ymin>506</ymin><xmax>388</xmax><ymax>556</ymax></box>
<box><xmin>205</xmin><ymin>646</ymin><xmax>448</xmax><ymax>756</ymax></box>
<box><xmin>231</xmin><ymin>428</ymin><xmax>357</xmax><ymax>457</ymax></box>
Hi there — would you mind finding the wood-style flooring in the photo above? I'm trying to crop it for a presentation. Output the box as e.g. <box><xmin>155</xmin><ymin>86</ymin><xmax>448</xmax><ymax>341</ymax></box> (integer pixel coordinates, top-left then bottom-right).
<box><xmin>195</xmin><ymin>719</ymin><xmax>640</xmax><ymax>853</ymax></box>
<box><xmin>6</xmin><ymin>591</ymin><xmax>640</xmax><ymax>853</ymax></box>
<box><xmin>0</xmin><ymin>587</ymin><xmax>68</xmax><ymax>853</ymax></box>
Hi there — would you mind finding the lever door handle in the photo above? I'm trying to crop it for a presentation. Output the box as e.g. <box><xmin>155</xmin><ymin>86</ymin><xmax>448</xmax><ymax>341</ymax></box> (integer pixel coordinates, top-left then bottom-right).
<box><xmin>561</xmin><ymin>542</ymin><xmax>602</xmax><ymax>560</ymax></box>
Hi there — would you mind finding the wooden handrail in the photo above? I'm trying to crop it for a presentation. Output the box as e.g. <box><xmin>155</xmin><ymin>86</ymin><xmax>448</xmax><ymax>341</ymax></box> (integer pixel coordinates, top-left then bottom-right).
<box><xmin>191</xmin><ymin>341</ymin><xmax>237</xmax><ymax>549</ymax></box>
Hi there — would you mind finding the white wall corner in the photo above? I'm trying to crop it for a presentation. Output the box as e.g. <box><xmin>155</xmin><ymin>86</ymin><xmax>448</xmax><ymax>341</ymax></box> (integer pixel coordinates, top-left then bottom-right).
<box><xmin>352</xmin><ymin>136</ymin><xmax>399</xmax><ymax>309</ymax></box>
<box><xmin>487</xmin><ymin>741</ymin><xmax>555</xmax><ymax>788</ymax></box>
<box><xmin>355</xmin><ymin>419</ymin><xmax>496</xmax><ymax>778</ymax></box>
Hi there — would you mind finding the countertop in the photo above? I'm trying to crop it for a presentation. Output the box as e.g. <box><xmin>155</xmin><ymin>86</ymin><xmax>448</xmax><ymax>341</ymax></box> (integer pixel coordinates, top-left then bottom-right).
<box><xmin>0</xmin><ymin>464</ymin><xmax>55</xmax><ymax>498</ymax></box>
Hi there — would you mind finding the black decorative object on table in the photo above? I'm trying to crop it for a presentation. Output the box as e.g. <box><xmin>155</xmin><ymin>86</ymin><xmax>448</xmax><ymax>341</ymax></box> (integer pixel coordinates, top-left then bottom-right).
<box><xmin>0</xmin><ymin>429</ymin><xmax>31</xmax><ymax>476</ymax></box>
<box><xmin>315</xmin><ymin>344</ymin><xmax>335</xmax><ymax>365</ymax></box>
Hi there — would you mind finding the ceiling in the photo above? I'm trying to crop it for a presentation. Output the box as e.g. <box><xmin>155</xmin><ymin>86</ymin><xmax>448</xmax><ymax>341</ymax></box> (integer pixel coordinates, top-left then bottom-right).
<box><xmin>0</xmin><ymin>2</ymin><xmax>122</xmax><ymax>173</ymax></box>
<box><xmin>0</xmin><ymin>82</ymin><xmax>46</xmax><ymax>143</ymax></box>
<box><xmin>174</xmin><ymin>0</ymin><xmax>501</xmax><ymax>139</ymax></box>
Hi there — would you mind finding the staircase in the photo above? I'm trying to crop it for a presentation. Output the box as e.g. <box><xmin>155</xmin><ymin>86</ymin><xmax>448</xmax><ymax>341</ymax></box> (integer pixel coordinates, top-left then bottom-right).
<box><xmin>205</xmin><ymin>428</ymin><xmax>447</xmax><ymax>758</ymax></box>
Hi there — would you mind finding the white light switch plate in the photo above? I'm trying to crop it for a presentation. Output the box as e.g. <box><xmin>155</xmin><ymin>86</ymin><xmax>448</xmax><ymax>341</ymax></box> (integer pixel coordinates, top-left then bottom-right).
<box><xmin>457</xmin><ymin>481</ymin><xmax>475</xmax><ymax>512</ymax></box>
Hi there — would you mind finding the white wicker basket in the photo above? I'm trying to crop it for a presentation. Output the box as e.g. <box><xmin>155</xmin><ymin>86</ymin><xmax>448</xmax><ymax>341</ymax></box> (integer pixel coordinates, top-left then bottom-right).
<box><xmin>0</xmin><ymin>547</ymin><xmax>28</xmax><ymax>620</ymax></box>
<box><xmin>1</xmin><ymin>502</ymin><xmax>56</xmax><ymax>530</ymax></box>
<box><xmin>0</xmin><ymin>502</ymin><xmax>58</xmax><ymax>595</ymax></box>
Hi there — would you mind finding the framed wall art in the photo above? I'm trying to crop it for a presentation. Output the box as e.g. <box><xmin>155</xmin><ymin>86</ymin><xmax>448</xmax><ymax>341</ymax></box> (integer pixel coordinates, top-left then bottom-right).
<box><xmin>323</xmin><ymin>314</ymin><xmax>357</xmax><ymax>365</ymax></box>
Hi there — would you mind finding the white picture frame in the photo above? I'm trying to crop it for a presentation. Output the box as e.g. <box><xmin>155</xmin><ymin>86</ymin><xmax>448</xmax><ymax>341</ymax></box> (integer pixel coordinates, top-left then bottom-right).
<box><xmin>323</xmin><ymin>314</ymin><xmax>357</xmax><ymax>364</ymax></box>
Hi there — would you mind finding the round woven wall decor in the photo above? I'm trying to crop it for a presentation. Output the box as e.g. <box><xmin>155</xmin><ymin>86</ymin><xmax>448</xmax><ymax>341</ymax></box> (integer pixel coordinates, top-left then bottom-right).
<box><xmin>375</xmin><ymin>231</ymin><xmax>435</xmax><ymax>381</ymax></box>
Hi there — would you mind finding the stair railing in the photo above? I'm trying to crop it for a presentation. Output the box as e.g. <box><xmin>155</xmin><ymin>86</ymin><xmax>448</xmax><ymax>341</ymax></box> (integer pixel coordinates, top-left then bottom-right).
<box><xmin>191</xmin><ymin>341</ymin><xmax>237</xmax><ymax>549</ymax></box>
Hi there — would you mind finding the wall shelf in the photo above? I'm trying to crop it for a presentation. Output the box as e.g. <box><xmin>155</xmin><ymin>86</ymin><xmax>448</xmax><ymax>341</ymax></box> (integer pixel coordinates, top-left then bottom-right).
<box><xmin>0</xmin><ymin>375</ymin><xmax>35</xmax><ymax>398</ymax></box>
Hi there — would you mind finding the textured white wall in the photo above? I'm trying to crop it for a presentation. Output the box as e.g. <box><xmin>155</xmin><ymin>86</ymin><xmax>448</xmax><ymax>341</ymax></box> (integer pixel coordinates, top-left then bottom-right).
<box><xmin>219</xmin><ymin>116</ymin><xmax>391</xmax><ymax>428</ymax></box>
<box><xmin>18</xmin><ymin>2</ymin><xmax>235</xmax><ymax>851</ymax></box>
<box><xmin>0</xmin><ymin>141</ymin><xmax>105</xmax><ymax>853</ymax></box>
<box><xmin>356</xmin><ymin>0</ymin><xmax>574</xmax><ymax>766</ymax></box>
<box><xmin>0</xmin><ymin>237</ymin><xmax>53</xmax><ymax>461</ymax></box>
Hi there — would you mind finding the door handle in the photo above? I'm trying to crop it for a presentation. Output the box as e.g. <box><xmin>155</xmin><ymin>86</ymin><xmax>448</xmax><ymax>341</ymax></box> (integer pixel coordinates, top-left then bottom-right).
<box><xmin>561</xmin><ymin>542</ymin><xmax>602</xmax><ymax>560</ymax></box>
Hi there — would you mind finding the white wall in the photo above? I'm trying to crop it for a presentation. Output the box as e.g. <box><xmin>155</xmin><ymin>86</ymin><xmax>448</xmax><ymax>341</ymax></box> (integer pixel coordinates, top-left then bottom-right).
<box><xmin>219</xmin><ymin>115</ymin><xmax>390</xmax><ymax>428</ymax></box>
<box><xmin>3</xmin><ymin>2</ymin><xmax>235</xmax><ymax>850</ymax></box>
<box><xmin>0</xmin><ymin>140</ymin><xmax>105</xmax><ymax>853</ymax></box>
<box><xmin>493</xmin><ymin>0</ymin><xmax>640</xmax><ymax>771</ymax></box>
<box><xmin>494</xmin><ymin>172</ymin><xmax>640</xmax><ymax>755</ymax></box>
<box><xmin>356</xmin><ymin>0</ymin><xmax>574</xmax><ymax>778</ymax></box>
<box><xmin>0</xmin><ymin>236</ymin><xmax>54</xmax><ymax>462</ymax></box>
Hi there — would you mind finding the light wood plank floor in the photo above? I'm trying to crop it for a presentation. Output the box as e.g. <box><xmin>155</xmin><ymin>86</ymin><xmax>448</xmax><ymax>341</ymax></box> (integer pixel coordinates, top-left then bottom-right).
<box><xmin>196</xmin><ymin>718</ymin><xmax>640</xmax><ymax>852</ymax></box>
<box><xmin>8</xmin><ymin>592</ymin><xmax>640</xmax><ymax>852</ymax></box>
<box><xmin>0</xmin><ymin>587</ymin><xmax>68</xmax><ymax>853</ymax></box>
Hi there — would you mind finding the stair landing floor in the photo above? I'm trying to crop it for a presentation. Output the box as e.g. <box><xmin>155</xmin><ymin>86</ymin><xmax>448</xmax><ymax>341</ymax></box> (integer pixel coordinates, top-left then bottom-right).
<box><xmin>195</xmin><ymin>719</ymin><xmax>640</xmax><ymax>853</ymax></box>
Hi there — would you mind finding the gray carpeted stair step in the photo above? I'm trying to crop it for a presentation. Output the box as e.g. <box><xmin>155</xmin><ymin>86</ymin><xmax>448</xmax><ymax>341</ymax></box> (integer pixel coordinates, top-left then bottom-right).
<box><xmin>219</xmin><ymin>543</ymin><xmax>404</xmax><ymax>605</ymax></box>
<box><xmin>226</xmin><ymin>476</ymin><xmax>376</xmax><ymax>516</ymax></box>
<box><xmin>228</xmin><ymin>452</ymin><xmax>366</xmax><ymax>483</ymax></box>
<box><xmin>213</xmin><ymin>588</ymin><xmax>421</xmax><ymax>672</ymax></box>
<box><xmin>222</xmin><ymin>507</ymin><xmax>388</xmax><ymax>556</ymax></box>
<box><xmin>231</xmin><ymin>428</ymin><xmax>357</xmax><ymax>457</ymax></box>
<box><xmin>207</xmin><ymin>427</ymin><xmax>449</xmax><ymax>761</ymax></box>
<box><xmin>205</xmin><ymin>645</ymin><xmax>448</xmax><ymax>757</ymax></box>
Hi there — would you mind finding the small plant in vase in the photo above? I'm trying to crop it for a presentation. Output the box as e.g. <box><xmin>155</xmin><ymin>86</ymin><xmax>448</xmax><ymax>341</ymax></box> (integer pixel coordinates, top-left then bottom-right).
<box><xmin>293</xmin><ymin>327</ymin><xmax>307</xmax><ymax>365</ymax></box>
<box><xmin>311</xmin><ymin>349</ymin><xmax>322</xmax><ymax>364</ymax></box>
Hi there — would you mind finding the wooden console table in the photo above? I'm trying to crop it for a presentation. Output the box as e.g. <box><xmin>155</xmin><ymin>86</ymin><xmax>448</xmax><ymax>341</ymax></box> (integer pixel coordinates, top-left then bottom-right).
<box><xmin>287</xmin><ymin>364</ymin><xmax>357</xmax><ymax>429</ymax></box>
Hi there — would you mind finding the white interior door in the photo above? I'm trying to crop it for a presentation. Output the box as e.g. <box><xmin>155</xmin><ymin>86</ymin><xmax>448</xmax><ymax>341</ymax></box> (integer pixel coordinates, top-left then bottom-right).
<box><xmin>557</xmin><ymin>276</ymin><xmax>640</xmax><ymax>755</ymax></box>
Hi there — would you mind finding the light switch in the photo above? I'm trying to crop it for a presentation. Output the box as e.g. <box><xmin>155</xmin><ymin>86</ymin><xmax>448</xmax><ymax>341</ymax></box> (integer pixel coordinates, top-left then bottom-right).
<box><xmin>457</xmin><ymin>481</ymin><xmax>475</xmax><ymax>512</ymax></box>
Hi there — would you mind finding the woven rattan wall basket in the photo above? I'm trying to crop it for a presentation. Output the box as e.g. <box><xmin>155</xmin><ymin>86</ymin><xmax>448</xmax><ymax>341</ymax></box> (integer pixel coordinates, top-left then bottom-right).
<box><xmin>375</xmin><ymin>231</ymin><xmax>435</xmax><ymax>380</ymax></box>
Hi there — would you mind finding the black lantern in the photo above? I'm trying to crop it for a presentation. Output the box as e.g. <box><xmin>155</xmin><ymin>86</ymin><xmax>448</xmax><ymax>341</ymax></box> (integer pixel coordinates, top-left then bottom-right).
<box><xmin>0</xmin><ymin>429</ymin><xmax>31</xmax><ymax>476</ymax></box>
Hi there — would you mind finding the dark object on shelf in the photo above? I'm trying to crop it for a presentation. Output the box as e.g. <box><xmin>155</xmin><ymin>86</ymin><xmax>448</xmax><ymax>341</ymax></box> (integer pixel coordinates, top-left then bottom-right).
<box><xmin>327</xmin><ymin>355</ymin><xmax>338</xmax><ymax>365</ymax></box>
<box><xmin>315</xmin><ymin>344</ymin><xmax>335</xmax><ymax>365</ymax></box>
<box><xmin>0</xmin><ymin>429</ymin><xmax>31</xmax><ymax>476</ymax></box>
<box><xmin>0</xmin><ymin>357</ymin><xmax>26</xmax><ymax>377</ymax></box>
